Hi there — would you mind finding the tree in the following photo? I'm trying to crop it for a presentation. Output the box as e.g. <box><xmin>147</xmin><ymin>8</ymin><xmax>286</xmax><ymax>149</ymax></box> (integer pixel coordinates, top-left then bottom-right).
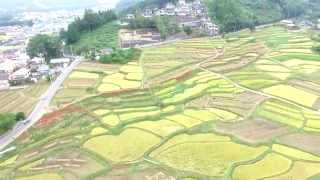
<box><xmin>27</xmin><ymin>34</ymin><xmax>63</xmax><ymax>64</ymax></box>
<box><xmin>15</xmin><ymin>112</ymin><xmax>25</xmax><ymax>121</ymax></box>
<box><xmin>0</xmin><ymin>113</ymin><xmax>18</xmax><ymax>134</ymax></box>
<box><xmin>155</xmin><ymin>16</ymin><xmax>180</xmax><ymax>39</ymax></box>
<box><xmin>183</xmin><ymin>26</ymin><xmax>193</xmax><ymax>36</ymax></box>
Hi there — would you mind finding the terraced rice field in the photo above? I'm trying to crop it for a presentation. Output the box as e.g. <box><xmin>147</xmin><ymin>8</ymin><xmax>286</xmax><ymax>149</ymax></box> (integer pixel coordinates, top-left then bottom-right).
<box><xmin>2</xmin><ymin>26</ymin><xmax>320</xmax><ymax>179</ymax></box>
<box><xmin>0</xmin><ymin>81</ymin><xmax>49</xmax><ymax>114</ymax></box>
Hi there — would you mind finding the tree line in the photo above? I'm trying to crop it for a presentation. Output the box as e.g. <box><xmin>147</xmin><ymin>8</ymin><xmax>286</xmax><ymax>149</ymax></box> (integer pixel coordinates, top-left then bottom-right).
<box><xmin>0</xmin><ymin>112</ymin><xmax>25</xmax><ymax>135</ymax></box>
<box><xmin>26</xmin><ymin>9</ymin><xmax>117</xmax><ymax>63</ymax></box>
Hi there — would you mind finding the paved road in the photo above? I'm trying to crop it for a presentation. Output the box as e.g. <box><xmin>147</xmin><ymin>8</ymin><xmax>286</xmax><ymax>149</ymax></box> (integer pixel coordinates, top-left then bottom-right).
<box><xmin>0</xmin><ymin>57</ymin><xmax>82</xmax><ymax>152</ymax></box>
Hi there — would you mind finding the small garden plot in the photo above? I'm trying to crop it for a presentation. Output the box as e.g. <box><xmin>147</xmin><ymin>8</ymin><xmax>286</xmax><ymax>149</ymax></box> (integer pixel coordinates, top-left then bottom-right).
<box><xmin>90</xmin><ymin>127</ymin><xmax>109</xmax><ymax>136</ymax></box>
<box><xmin>84</xmin><ymin>128</ymin><xmax>161</xmax><ymax>162</ymax></box>
<box><xmin>232</xmin><ymin>153</ymin><xmax>292</xmax><ymax>180</ymax></box>
<box><xmin>272</xmin><ymin>144</ymin><xmax>320</xmax><ymax>162</ymax></box>
<box><xmin>125</xmin><ymin>73</ymin><xmax>143</xmax><ymax>81</ymax></box>
<box><xmin>208</xmin><ymin>108</ymin><xmax>240</xmax><ymax>122</ymax></box>
<box><xmin>75</xmin><ymin>61</ymin><xmax>120</xmax><ymax>73</ymax></box>
<box><xmin>0</xmin><ymin>155</ymin><xmax>18</xmax><ymax>167</ymax></box>
<box><xmin>271</xmin><ymin>53</ymin><xmax>320</xmax><ymax>62</ymax></box>
<box><xmin>64</xmin><ymin>79</ymin><xmax>97</xmax><ymax>88</ymax></box>
<box><xmin>306</xmin><ymin>120</ymin><xmax>320</xmax><ymax>130</ymax></box>
<box><xmin>162</xmin><ymin>83</ymin><xmax>211</xmax><ymax>105</ymax></box>
<box><xmin>97</xmin><ymin>83</ymin><xmax>121</xmax><ymax>92</ymax></box>
<box><xmin>119</xmin><ymin>110</ymin><xmax>161</xmax><ymax>122</ymax></box>
<box><xmin>98</xmin><ymin>63</ymin><xmax>143</xmax><ymax>92</ymax></box>
<box><xmin>127</xmin><ymin>119</ymin><xmax>184</xmax><ymax>137</ymax></box>
<box><xmin>254</xmin><ymin>64</ymin><xmax>290</xmax><ymax>73</ymax></box>
<box><xmin>18</xmin><ymin>158</ymin><xmax>45</xmax><ymax>171</ymax></box>
<box><xmin>165</xmin><ymin>114</ymin><xmax>203</xmax><ymax>128</ymax></box>
<box><xmin>184</xmin><ymin>109</ymin><xmax>219</xmax><ymax>122</ymax></box>
<box><xmin>101</xmin><ymin>114</ymin><xmax>120</xmax><ymax>126</ymax></box>
<box><xmin>279</xmin><ymin>48</ymin><xmax>314</xmax><ymax>54</ymax></box>
<box><xmin>268</xmin><ymin>161</ymin><xmax>320</xmax><ymax>180</ymax></box>
<box><xmin>119</xmin><ymin>64</ymin><xmax>143</xmax><ymax>74</ymax></box>
<box><xmin>278</xmin><ymin>132</ymin><xmax>320</xmax><ymax>155</ymax></box>
<box><xmin>93</xmin><ymin>109</ymin><xmax>111</xmax><ymax>116</ymax></box>
<box><xmin>215</xmin><ymin>119</ymin><xmax>292</xmax><ymax>144</ymax></box>
<box><xmin>69</xmin><ymin>71</ymin><xmax>99</xmax><ymax>79</ymax></box>
<box><xmin>114</xmin><ymin>106</ymin><xmax>159</xmax><ymax>114</ymax></box>
<box><xmin>262</xmin><ymin>85</ymin><xmax>319</xmax><ymax>108</ymax></box>
<box><xmin>14</xmin><ymin>173</ymin><xmax>62</xmax><ymax>180</ymax></box>
<box><xmin>150</xmin><ymin>133</ymin><xmax>267</xmax><ymax>177</ymax></box>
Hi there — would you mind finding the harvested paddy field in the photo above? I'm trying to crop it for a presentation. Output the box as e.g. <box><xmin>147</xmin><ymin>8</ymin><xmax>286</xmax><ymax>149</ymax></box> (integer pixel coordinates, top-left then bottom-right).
<box><xmin>0</xmin><ymin>81</ymin><xmax>49</xmax><ymax>114</ymax></box>
<box><xmin>1</xmin><ymin>26</ymin><xmax>320</xmax><ymax>179</ymax></box>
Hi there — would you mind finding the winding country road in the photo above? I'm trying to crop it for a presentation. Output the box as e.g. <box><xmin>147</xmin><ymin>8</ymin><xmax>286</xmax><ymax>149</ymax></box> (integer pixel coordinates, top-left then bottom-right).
<box><xmin>0</xmin><ymin>57</ymin><xmax>82</xmax><ymax>152</ymax></box>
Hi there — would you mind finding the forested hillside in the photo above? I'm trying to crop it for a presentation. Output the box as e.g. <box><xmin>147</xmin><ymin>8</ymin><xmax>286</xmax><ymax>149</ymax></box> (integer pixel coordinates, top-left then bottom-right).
<box><xmin>205</xmin><ymin>0</ymin><xmax>307</xmax><ymax>32</ymax></box>
<box><xmin>117</xmin><ymin>0</ymin><xmax>320</xmax><ymax>33</ymax></box>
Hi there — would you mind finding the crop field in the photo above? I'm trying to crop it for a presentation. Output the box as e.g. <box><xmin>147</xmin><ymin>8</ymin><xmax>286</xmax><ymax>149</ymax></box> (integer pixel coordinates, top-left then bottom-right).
<box><xmin>1</xmin><ymin>26</ymin><xmax>320</xmax><ymax>179</ymax></box>
<box><xmin>0</xmin><ymin>81</ymin><xmax>49</xmax><ymax>114</ymax></box>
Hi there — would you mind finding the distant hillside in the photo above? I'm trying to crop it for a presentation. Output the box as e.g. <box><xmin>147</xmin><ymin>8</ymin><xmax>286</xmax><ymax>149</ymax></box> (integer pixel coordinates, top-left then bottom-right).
<box><xmin>204</xmin><ymin>0</ymin><xmax>309</xmax><ymax>32</ymax></box>
<box><xmin>118</xmin><ymin>0</ymin><xmax>319</xmax><ymax>33</ymax></box>
<box><xmin>0</xmin><ymin>0</ymin><xmax>115</xmax><ymax>12</ymax></box>
<box><xmin>115</xmin><ymin>0</ymin><xmax>142</xmax><ymax>12</ymax></box>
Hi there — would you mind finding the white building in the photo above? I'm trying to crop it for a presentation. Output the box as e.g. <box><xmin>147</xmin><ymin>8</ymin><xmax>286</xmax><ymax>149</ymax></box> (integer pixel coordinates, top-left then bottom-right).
<box><xmin>201</xmin><ymin>18</ymin><xmax>219</xmax><ymax>36</ymax></box>
<box><xmin>50</xmin><ymin>58</ymin><xmax>70</xmax><ymax>68</ymax></box>
<box><xmin>126</xmin><ymin>14</ymin><xmax>135</xmax><ymax>20</ymax></box>
<box><xmin>9</xmin><ymin>68</ymin><xmax>30</xmax><ymax>82</ymax></box>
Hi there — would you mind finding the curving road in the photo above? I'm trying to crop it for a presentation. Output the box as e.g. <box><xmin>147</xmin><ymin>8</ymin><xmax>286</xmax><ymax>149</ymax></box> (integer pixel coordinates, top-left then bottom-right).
<box><xmin>0</xmin><ymin>57</ymin><xmax>82</xmax><ymax>152</ymax></box>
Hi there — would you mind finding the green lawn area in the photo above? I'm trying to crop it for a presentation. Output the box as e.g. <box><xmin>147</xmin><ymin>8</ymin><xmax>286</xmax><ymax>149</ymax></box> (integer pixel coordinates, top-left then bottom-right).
<box><xmin>72</xmin><ymin>21</ymin><xmax>119</xmax><ymax>53</ymax></box>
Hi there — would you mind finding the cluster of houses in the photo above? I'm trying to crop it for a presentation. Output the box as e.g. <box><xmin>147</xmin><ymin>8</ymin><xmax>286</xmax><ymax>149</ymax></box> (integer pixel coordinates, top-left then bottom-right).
<box><xmin>280</xmin><ymin>19</ymin><xmax>320</xmax><ymax>31</ymax></box>
<box><xmin>125</xmin><ymin>0</ymin><xmax>219</xmax><ymax>37</ymax></box>
<box><xmin>280</xmin><ymin>20</ymin><xmax>300</xmax><ymax>30</ymax></box>
<box><xmin>0</xmin><ymin>57</ymin><xmax>71</xmax><ymax>90</ymax></box>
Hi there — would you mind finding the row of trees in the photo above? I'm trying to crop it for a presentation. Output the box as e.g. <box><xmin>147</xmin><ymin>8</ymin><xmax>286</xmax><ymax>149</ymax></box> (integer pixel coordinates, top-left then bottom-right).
<box><xmin>128</xmin><ymin>15</ymin><xmax>181</xmax><ymax>39</ymax></box>
<box><xmin>60</xmin><ymin>9</ymin><xmax>117</xmax><ymax>45</ymax></box>
<box><xmin>0</xmin><ymin>112</ymin><xmax>25</xmax><ymax>135</ymax></box>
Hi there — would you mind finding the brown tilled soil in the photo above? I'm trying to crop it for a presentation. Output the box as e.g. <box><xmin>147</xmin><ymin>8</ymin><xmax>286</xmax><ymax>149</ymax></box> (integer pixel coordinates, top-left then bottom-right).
<box><xmin>187</xmin><ymin>91</ymin><xmax>267</xmax><ymax>117</ymax></box>
<box><xmin>146</xmin><ymin>67</ymin><xmax>194</xmax><ymax>87</ymax></box>
<box><xmin>278</xmin><ymin>132</ymin><xmax>320</xmax><ymax>155</ymax></box>
<box><xmin>204</xmin><ymin>57</ymin><xmax>256</xmax><ymax>73</ymax></box>
<box><xmin>36</xmin><ymin>105</ymin><xmax>82</xmax><ymax>127</ymax></box>
<box><xmin>215</xmin><ymin>118</ymin><xmax>293</xmax><ymax>144</ymax></box>
<box><xmin>289</xmin><ymin>79</ymin><xmax>320</xmax><ymax>94</ymax></box>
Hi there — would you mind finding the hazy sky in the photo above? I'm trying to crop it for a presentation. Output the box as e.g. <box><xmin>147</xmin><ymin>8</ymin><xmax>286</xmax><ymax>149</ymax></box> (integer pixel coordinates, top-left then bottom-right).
<box><xmin>0</xmin><ymin>0</ymin><xmax>121</xmax><ymax>11</ymax></box>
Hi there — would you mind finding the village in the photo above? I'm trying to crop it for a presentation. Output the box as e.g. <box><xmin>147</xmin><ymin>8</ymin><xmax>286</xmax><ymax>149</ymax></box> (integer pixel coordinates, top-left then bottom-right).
<box><xmin>119</xmin><ymin>0</ymin><xmax>219</xmax><ymax>48</ymax></box>
<box><xmin>0</xmin><ymin>10</ymin><xmax>80</xmax><ymax>91</ymax></box>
